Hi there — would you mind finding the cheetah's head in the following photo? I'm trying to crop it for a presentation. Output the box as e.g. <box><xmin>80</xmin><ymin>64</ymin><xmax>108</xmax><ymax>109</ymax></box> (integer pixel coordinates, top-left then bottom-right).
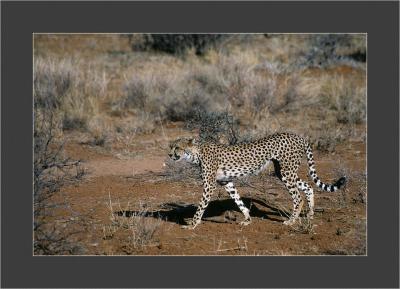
<box><xmin>168</xmin><ymin>137</ymin><xmax>199</xmax><ymax>163</ymax></box>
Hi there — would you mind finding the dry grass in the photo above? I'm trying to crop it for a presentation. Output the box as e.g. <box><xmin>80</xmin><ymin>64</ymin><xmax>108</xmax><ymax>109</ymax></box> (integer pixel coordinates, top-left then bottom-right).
<box><xmin>288</xmin><ymin>217</ymin><xmax>316</xmax><ymax>235</ymax></box>
<box><xmin>213</xmin><ymin>236</ymin><xmax>249</xmax><ymax>254</ymax></box>
<box><xmin>270</xmin><ymin>202</ymin><xmax>316</xmax><ymax>235</ymax></box>
<box><xmin>319</xmin><ymin>75</ymin><xmax>366</xmax><ymax>124</ymax></box>
<box><xmin>34</xmin><ymin>34</ymin><xmax>366</xmax><ymax>152</ymax></box>
<box><xmin>34</xmin><ymin>56</ymin><xmax>107</xmax><ymax>133</ymax></box>
<box><xmin>102</xmin><ymin>193</ymin><xmax>162</xmax><ymax>253</ymax></box>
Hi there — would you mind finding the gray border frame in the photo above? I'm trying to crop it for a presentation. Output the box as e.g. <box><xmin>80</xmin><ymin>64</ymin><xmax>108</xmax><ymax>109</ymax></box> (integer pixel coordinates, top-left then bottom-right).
<box><xmin>2</xmin><ymin>1</ymin><xmax>399</xmax><ymax>288</ymax></box>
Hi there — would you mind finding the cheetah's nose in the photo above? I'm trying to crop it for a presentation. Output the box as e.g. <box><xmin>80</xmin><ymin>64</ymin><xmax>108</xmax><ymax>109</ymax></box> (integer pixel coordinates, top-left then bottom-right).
<box><xmin>168</xmin><ymin>153</ymin><xmax>173</xmax><ymax>158</ymax></box>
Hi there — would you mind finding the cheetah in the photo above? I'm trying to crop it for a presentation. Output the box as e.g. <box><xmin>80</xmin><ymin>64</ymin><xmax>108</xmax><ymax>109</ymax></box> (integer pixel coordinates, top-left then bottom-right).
<box><xmin>168</xmin><ymin>133</ymin><xmax>346</xmax><ymax>229</ymax></box>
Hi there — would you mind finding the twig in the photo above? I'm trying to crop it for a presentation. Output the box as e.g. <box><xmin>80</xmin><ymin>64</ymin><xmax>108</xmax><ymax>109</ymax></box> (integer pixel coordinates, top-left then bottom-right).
<box><xmin>158</xmin><ymin>113</ymin><xmax>168</xmax><ymax>141</ymax></box>
<box><xmin>217</xmin><ymin>247</ymin><xmax>243</xmax><ymax>252</ymax></box>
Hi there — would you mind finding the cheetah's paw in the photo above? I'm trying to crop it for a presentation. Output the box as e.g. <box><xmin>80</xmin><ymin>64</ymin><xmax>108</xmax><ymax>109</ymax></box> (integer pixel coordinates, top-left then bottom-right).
<box><xmin>283</xmin><ymin>218</ymin><xmax>296</xmax><ymax>226</ymax></box>
<box><xmin>240</xmin><ymin>219</ymin><xmax>251</xmax><ymax>226</ymax></box>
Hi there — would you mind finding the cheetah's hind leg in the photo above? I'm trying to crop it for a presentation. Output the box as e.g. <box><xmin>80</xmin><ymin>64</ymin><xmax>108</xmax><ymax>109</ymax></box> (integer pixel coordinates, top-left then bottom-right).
<box><xmin>223</xmin><ymin>182</ymin><xmax>251</xmax><ymax>226</ymax></box>
<box><xmin>281</xmin><ymin>176</ymin><xmax>304</xmax><ymax>226</ymax></box>
<box><xmin>297</xmin><ymin>178</ymin><xmax>314</xmax><ymax>220</ymax></box>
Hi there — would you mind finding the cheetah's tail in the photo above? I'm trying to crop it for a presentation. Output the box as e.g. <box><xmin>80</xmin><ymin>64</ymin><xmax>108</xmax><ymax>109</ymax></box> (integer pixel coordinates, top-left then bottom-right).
<box><xmin>305</xmin><ymin>142</ymin><xmax>346</xmax><ymax>192</ymax></box>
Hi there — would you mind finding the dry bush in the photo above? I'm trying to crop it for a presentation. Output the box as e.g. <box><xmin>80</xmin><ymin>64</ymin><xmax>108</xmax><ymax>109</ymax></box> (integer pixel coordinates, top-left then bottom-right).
<box><xmin>331</xmin><ymin>34</ymin><xmax>366</xmax><ymax>62</ymax></box>
<box><xmin>188</xmin><ymin>66</ymin><xmax>225</xmax><ymax>96</ymax></box>
<box><xmin>299</xmin><ymin>34</ymin><xmax>366</xmax><ymax>68</ymax></box>
<box><xmin>120</xmin><ymin>73</ymin><xmax>171</xmax><ymax>113</ymax></box>
<box><xmin>34</xmin><ymin>56</ymin><xmax>99</xmax><ymax>254</ymax></box>
<box><xmin>302</xmin><ymin>34</ymin><xmax>347</xmax><ymax>67</ymax></box>
<box><xmin>116</xmin><ymin>65</ymin><xmax>217</xmax><ymax>123</ymax></box>
<box><xmin>62</xmin><ymin>116</ymin><xmax>88</xmax><ymax>131</ymax></box>
<box><xmin>83</xmin><ymin>133</ymin><xmax>109</xmax><ymax>147</ymax></box>
<box><xmin>34</xmin><ymin>58</ymin><xmax>75</xmax><ymax>109</ymax></box>
<box><xmin>126</xmin><ymin>216</ymin><xmax>161</xmax><ymax>250</ymax></box>
<box><xmin>103</xmin><ymin>194</ymin><xmax>162</xmax><ymax>252</ymax></box>
<box><xmin>133</xmin><ymin>34</ymin><xmax>227</xmax><ymax>56</ymax></box>
<box><xmin>186</xmin><ymin>109</ymin><xmax>241</xmax><ymax>145</ymax></box>
<box><xmin>163</xmin><ymin>158</ymin><xmax>202</xmax><ymax>184</ymax></box>
<box><xmin>293</xmin><ymin>74</ymin><xmax>366</xmax><ymax>152</ymax></box>
<box><xmin>162</xmin><ymin>87</ymin><xmax>213</xmax><ymax>122</ymax></box>
<box><xmin>320</xmin><ymin>75</ymin><xmax>366</xmax><ymax>125</ymax></box>
<box><xmin>248</xmin><ymin>77</ymin><xmax>275</xmax><ymax>116</ymax></box>
<box><xmin>213</xmin><ymin>53</ymin><xmax>303</xmax><ymax>117</ymax></box>
<box><xmin>34</xmin><ymin>56</ymin><xmax>107</xmax><ymax>133</ymax></box>
<box><xmin>264</xmin><ymin>74</ymin><xmax>302</xmax><ymax>114</ymax></box>
<box><xmin>218</xmin><ymin>56</ymin><xmax>251</xmax><ymax>107</ymax></box>
<box><xmin>309</xmin><ymin>126</ymin><xmax>350</xmax><ymax>153</ymax></box>
<box><xmin>34</xmin><ymin>108</ymin><xmax>86</xmax><ymax>255</ymax></box>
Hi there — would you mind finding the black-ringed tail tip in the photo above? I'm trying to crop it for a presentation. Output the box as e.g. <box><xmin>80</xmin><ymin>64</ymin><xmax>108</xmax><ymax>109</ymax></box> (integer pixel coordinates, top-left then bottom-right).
<box><xmin>314</xmin><ymin>176</ymin><xmax>347</xmax><ymax>192</ymax></box>
<box><xmin>334</xmin><ymin>176</ymin><xmax>347</xmax><ymax>189</ymax></box>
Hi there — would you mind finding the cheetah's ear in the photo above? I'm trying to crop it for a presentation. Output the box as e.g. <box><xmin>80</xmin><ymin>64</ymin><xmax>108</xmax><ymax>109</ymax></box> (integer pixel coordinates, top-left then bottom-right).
<box><xmin>188</xmin><ymin>138</ymin><xmax>198</xmax><ymax>145</ymax></box>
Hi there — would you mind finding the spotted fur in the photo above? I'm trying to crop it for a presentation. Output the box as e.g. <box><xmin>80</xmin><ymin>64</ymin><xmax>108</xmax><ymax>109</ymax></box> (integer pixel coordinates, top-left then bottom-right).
<box><xmin>168</xmin><ymin>133</ymin><xmax>346</xmax><ymax>229</ymax></box>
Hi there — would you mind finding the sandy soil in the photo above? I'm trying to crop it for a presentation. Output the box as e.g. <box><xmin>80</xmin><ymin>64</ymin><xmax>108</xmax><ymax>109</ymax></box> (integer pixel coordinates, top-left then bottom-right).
<box><xmin>57</xmin><ymin>125</ymin><xmax>367</xmax><ymax>256</ymax></box>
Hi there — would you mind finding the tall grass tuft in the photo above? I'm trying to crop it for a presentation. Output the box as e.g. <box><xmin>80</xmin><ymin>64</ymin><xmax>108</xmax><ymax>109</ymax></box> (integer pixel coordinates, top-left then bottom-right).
<box><xmin>34</xmin><ymin>56</ymin><xmax>107</xmax><ymax>133</ymax></box>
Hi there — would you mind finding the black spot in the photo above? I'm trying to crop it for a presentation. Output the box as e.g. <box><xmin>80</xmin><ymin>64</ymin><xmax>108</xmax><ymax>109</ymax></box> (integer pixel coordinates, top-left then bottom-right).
<box><xmin>330</xmin><ymin>185</ymin><xmax>334</xmax><ymax>192</ymax></box>
<box><xmin>318</xmin><ymin>182</ymin><xmax>323</xmax><ymax>188</ymax></box>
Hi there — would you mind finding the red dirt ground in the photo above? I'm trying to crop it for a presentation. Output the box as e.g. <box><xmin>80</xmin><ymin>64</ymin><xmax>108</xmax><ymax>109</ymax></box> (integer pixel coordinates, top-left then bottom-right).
<box><xmin>56</xmin><ymin>124</ymin><xmax>367</xmax><ymax>256</ymax></box>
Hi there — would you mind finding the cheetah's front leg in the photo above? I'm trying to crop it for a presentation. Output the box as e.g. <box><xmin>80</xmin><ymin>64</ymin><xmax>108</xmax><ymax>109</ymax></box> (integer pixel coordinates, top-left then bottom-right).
<box><xmin>182</xmin><ymin>179</ymin><xmax>216</xmax><ymax>230</ymax></box>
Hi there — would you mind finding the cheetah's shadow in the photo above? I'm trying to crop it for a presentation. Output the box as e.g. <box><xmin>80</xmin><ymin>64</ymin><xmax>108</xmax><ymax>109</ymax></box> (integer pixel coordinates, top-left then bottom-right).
<box><xmin>115</xmin><ymin>197</ymin><xmax>288</xmax><ymax>225</ymax></box>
